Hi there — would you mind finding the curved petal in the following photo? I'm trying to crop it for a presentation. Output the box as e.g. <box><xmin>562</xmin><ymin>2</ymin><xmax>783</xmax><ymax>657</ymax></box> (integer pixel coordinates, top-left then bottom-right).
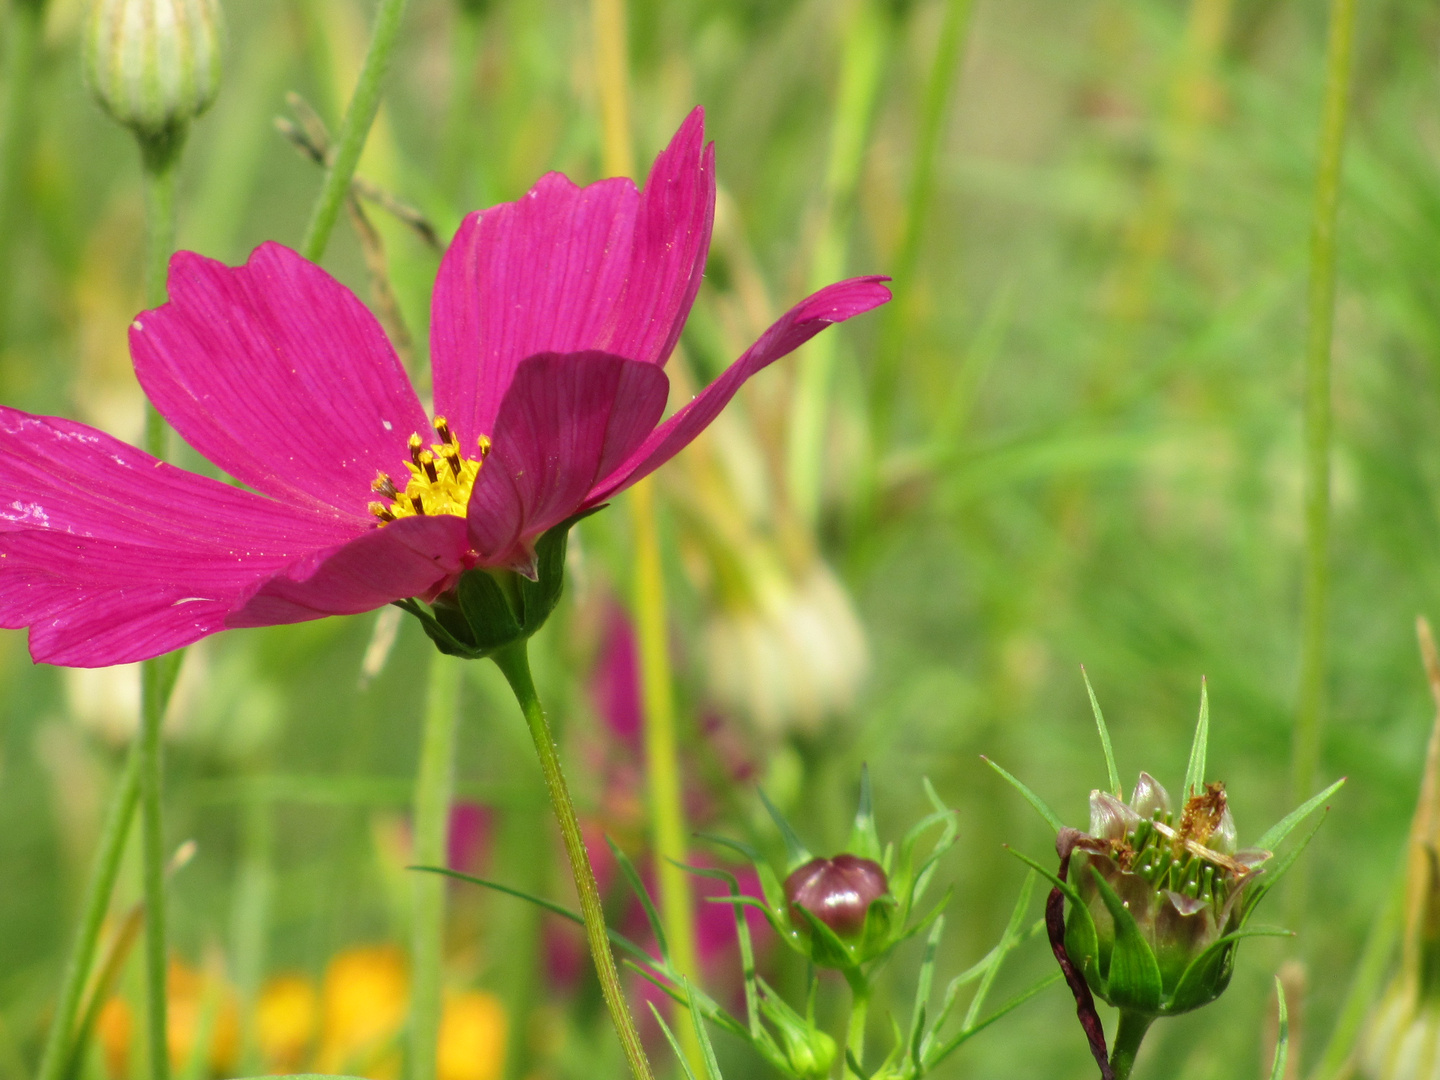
<box><xmin>465</xmin><ymin>352</ymin><xmax>669</xmax><ymax>568</ymax></box>
<box><xmin>230</xmin><ymin>514</ymin><xmax>472</xmax><ymax>627</ymax></box>
<box><xmin>130</xmin><ymin>242</ymin><xmax>430</xmax><ymax>518</ymax></box>
<box><xmin>0</xmin><ymin>530</ymin><xmax>287</xmax><ymax>665</ymax></box>
<box><xmin>0</xmin><ymin>407</ymin><xmax>355</xmax><ymax>549</ymax></box>
<box><xmin>431</xmin><ymin>177</ymin><xmax>639</xmax><ymax>447</ymax></box>
<box><xmin>586</xmin><ymin>276</ymin><xmax>892</xmax><ymax>504</ymax></box>
<box><xmin>431</xmin><ymin>108</ymin><xmax>714</xmax><ymax>448</ymax></box>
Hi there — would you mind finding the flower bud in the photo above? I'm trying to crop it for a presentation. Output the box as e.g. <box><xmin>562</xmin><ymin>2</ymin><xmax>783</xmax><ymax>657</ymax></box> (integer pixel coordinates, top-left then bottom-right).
<box><xmin>1131</xmin><ymin>771</ymin><xmax>1171</xmax><ymax>820</ymax></box>
<box><xmin>784</xmin><ymin>855</ymin><xmax>889</xmax><ymax>940</ymax></box>
<box><xmin>83</xmin><ymin>0</ymin><xmax>222</xmax><ymax>140</ymax></box>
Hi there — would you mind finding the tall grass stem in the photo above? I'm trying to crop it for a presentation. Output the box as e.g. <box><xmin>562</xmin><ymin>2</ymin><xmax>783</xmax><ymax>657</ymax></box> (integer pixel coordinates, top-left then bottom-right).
<box><xmin>1291</xmin><ymin>0</ymin><xmax>1358</xmax><ymax>822</ymax></box>
<box><xmin>0</xmin><ymin>0</ymin><xmax>44</xmax><ymax>346</ymax></box>
<box><xmin>300</xmin><ymin>0</ymin><xmax>411</xmax><ymax>261</ymax></box>
<box><xmin>872</xmin><ymin>0</ymin><xmax>973</xmax><ymax>442</ymax></box>
<box><xmin>589</xmin><ymin>0</ymin><xmax>703</xmax><ymax>1066</ymax></box>
<box><xmin>787</xmin><ymin>0</ymin><xmax>890</xmax><ymax>526</ymax></box>
<box><xmin>410</xmin><ymin>651</ymin><xmax>462</xmax><ymax>1080</ymax></box>
<box><xmin>33</xmin><ymin>747</ymin><xmax>141</xmax><ymax>1080</ymax></box>
<box><xmin>491</xmin><ymin>640</ymin><xmax>654</xmax><ymax>1080</ymax></box>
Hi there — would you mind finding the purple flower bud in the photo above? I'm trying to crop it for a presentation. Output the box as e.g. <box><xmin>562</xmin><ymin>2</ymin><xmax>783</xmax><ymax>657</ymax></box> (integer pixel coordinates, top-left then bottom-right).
<box><xmin>784</xmin><ymin>854</ymin><xmax>889</xmax><ymax>939</ymax></box>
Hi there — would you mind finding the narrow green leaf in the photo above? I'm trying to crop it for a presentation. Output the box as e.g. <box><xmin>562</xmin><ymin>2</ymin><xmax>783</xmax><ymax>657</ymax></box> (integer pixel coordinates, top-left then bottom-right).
<box><xmin>649</xmin><ymin>1004</ymin><xmax>701</xmax><ymax>1080</ymax></box>
<box><xmin>757</xmin><ymin>787</ymin><xmax>813</xmax><ymax>871</ymax></box>
<box><xmin>1090</xmin><ymin>867</ymin><xmax>1163</xmax><ymax>1013</ymax></box>
<box><xmin>964</xmin><ymin>871</ymin><xmax>1036</xmax><ymax>1027</ymax></box>
<box><xmin>1269</xmin><ymin>977</ymin><xmax>1289</xmax><ymax>1080</ymax></box>
<box><xmin>685</xmin><ymin>979</ymin><xmax>726</xmax><ymax>1080</ymax></box>
<box><xmin>848</xmin><ymin>763</ymin><xmax>883</xmax><ymax>861</ymax></box>
<box><xmin>674</xmin><ymin>860</ymin><xmax>763</xmax><ymax>1039</ymax></box>
<box><xmin>982</xmin><ymin>756</ymin><xmax>1065</xmax><ymax>833</ymax></box>
<box><xmin>1081</xmin><ymin>666</ymin><xmax>1122</xmax><ymax>798</ymax></box>
<box><xmin>923</xmin><ymin>973</ymin><xmax>1063</xmax><ymax>1069</ymax></box>
<box><xmin>908</xmin><ymin>913</ymin><xmax>945</xmax><ymax>1059</ymax></box>
<box><xmin>1244</xmin><ymin>808</ymin><xmax>1332</xmax><ymax>920</ymax></box>
<box><xmin>625</xmin><ymin>962</ymin><xmax>748</xmax><ymax>1039</ymax></box>
<box><xmin>409</xmin><ymin>866</ymin><xmax>657</xmax><ymax>967</ymax></box>
<box><xmin>1253</xmin><ymin>776</ymin><xmax>1346</xmax><ymax>852</ymax></box>
<box><xmin>1183</xmin><ymin>677</ymin><xmax>1210</xmax><ymax>797</ymax></box>
<box><xmin>607</xmin><ymin>836</ymin><xmax>669</xmax><ymax>963</ymax></box>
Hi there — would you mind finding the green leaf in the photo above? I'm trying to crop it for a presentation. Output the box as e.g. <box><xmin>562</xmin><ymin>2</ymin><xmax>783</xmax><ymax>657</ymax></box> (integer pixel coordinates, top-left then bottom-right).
<box><xmin>1243</xmin><ymin>808</ymin><xmax>1331</xmax><ymax>921</ymax></box>
<box><xmin>1269</xmin><ymin>977</ymin><xmax>1289</xmax><ymax>1080</ymax></box>
<box><xmin>982</xmin><ymin>756</ymin><xmax>1065</xmax><ymax>833</ymax></box>
<box><xmin>1090</xmin><ymin>867</ymin><xmax>1163</xmax><ymax>1013</ymax></box>
<box><xmin>675</xmin><ymin>860</ymin><xmax>763</xmax><ymax>1039</ymax></box>
<box><xmin>964</xmin><ymin>871</ymin><xmax>1036</xmax><ymax>1027</ymax></box>
<box><xmin>408</xmin><ymin>865</ymin><xmax>657</xmax><ymax>967</ymax></box>
<box><xmin>688</xmin><ymin>978</ymin><xmax>726</xmax><ymax>1080</ymax></box>
<box><xmin>907</xmin><ymin>915</ymin><xmax>945</xmax><ymax>1066</ymax></box>
<box><xmin>1183</xmin><ymin>676</ymin><xmax>1210</xmax><ymax>797</ymax></box>
<box><xmin>1253</xmin><ymin>776</ymin><xmax>1346</xmax><ymax>852</ymax></box>
<box><xmin>1082</xmin><ymin>666</ymin><xmax>1122</xmax><ymax>798</ymax></box>
<box><xmin>848</xmin><ymin>764</ymin><xmax>883</xmax><ymax>861</ymax></box>
<box><xmin>794</xmin><ymin>903</ymin><xmax>858</xmax><ymax>969</ymax></box>
<box><xmin>758</xmin><ymin>787</ymin><xmax>813</xmax><ymax>871</ymax></box>
<box><xmin>923</xmin><ymin>973</ymin><xmax>1063</xmax><ymax>1070</ymax></box>
<box><xmin>624</xmin><ymin>962</ymin><xmax>748</xmax><ymax>1039</ymax></box>
<box><xmin>650</xmin><ymin>1003</ymin><xmax>701</xmax><ymax>1080</ymax></box>
<box><xmin>607</xmin><ymin>836</ymin><xmax>669</xmax><ymax>963</ymax></box>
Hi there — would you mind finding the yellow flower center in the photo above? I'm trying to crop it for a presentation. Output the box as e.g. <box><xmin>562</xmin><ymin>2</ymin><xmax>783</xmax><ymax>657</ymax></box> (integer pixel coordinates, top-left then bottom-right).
<box><xmin>369</xmin><ymin>416</ymin><xmax>490</xmax><ymax>523</ymax></box>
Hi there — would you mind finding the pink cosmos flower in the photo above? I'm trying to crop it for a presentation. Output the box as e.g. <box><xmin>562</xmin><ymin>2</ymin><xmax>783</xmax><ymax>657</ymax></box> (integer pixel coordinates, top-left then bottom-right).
<box><xmin>0</xmin><ymin>108</ymin><xmax>888</xmax><ymax>667</ymax></box>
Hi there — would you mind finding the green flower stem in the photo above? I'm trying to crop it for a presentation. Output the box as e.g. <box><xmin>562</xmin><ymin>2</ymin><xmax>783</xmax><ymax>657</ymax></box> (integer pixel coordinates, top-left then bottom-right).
<box><xmin>872</xmin><ymin>0</ymin><xmax>974</xmax><ymax>443</ymax></box>
<box><xmin>1291</xmin><ymin>0</ymin><xmax>1358</xmax><ymax>825</ymax></box>
<box><xmin>138</xmin><ymin>129</ymin><xmax>188</xmax><ymax>1080</ymax></box>
<box><xmin>491</xmin><ymin>640</ymin><xmax>654</xmax><ymax>1080</ymax></box>
<box><xmin>786</xmin><ymin>0</ymin><xmax>891</xmax><ymax>526</ymax></box>
<box><xmin>34</xmin><ymin>745</ymin><xmax>142</xmax><ymax>1080</ymax></box>
<box><xmin>1109</xmin><ymin>1011</ymin><xmax>1155</xmax><ymax>1080</ymax></box>
<box><xmin>630</xmin><ymin>478</ymin><xmax>703</xmax><ymax>1068</ymax></box>
<box><xmin>843</xmin><ymin>969</ymin><xmax>871</xmax><ymax>1079</ymax></box>
<box><xmin>411</xmin><ymin>650</ymin><xmax>462</xmax><ymax>1080</ymax></box>
<box><xmin>299</xmin><ymin>0</ymin><xmax>411</xmax><ymax>261</ymax></box>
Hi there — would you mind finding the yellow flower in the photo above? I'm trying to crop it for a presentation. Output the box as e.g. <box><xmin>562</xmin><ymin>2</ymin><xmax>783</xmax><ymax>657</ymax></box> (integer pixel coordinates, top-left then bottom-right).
<box><xmin>438</xmin><ymin>991</ymin><xmax>508</xmax><ymax>1080</ymax></box>
<box><xmin>316</xmin><ymin>945</ymin><xmax>409</xmax><ymax>1079</ymax></box>
<box><xmin>257</xmin><ymin>973</ymin><xmax>318</xmax><ymax>1072</ymax></box>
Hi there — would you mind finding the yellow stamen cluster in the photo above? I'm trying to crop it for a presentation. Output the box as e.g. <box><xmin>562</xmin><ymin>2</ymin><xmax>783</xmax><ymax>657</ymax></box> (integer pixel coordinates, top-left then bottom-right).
<box><xmin>369</xmin><ymin>417</ymin><xmax>490</xmax><ymax>523</ymax></box>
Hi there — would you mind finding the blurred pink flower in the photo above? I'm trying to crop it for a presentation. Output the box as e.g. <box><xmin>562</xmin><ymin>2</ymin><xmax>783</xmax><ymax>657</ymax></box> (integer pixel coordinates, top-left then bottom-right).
<box><xmin>447</xmin><ymin>803</ymin><xmax>494</xmax><ymax>875</ymax></box>
<box><xmin>0</xmin><ymin>108</ymin><xmax>889</xmax><ymax>667</ymax></box>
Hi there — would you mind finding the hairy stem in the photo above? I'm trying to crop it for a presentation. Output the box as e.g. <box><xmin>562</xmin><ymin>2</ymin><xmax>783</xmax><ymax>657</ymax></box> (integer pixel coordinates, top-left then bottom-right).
<box><xmin>1290</xmin><ymin>0</ymin><xmax>1358</xmax><ymax>850</ymax></box>
<box><xmin>300</xmin><ymin>0</ymin><xmax>412</xmax><ymax>261</ymax></box>
<box><xmin>491</xmin><ymin>640</ymin><xmax>654</xmax><ymax>1080</ymax></box>
<box><xmin>410</xmin><ymin>651</ymin><xmax>462</xmax><ymax>1080</ymax></box>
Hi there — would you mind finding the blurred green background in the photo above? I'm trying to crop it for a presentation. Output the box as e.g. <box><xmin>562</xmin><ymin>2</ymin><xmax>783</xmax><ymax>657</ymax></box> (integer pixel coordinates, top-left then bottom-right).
<box><xmin>0</xmin><ymin>0</ymin><xmax>1432</xmax><ymax>1076</ymax></box>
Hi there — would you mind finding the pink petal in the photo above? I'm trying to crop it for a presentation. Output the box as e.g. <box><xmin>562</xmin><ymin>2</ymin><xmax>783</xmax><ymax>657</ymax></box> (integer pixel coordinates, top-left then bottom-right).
<box><xmin>586</xmin><ymin>276</ymin><xmax>892</xmax><ymax>504</ymax></box>
<box><xmin>130</xmin><ymin>242</ymin><xmax>430</xmax><ymax>519</ymax></box>
<box><xmin>605</xmin><ymin>107</ymin><xmax>715</xmax><ymax>368</ymax></box>
<box><xmin>465</xmin><ymin>352</ymin><xmax>669</xmax><ymax>567</ymax></box>
<box><xmin>430</xmin><ymin>108</ymin><xmax>715</xmax><ymax>449</ymax></box>
<box><xmin>0</xmin><ymin>530</ymin><xmax>286</xmax><ymax>665</ymax></box>
<box><xmin>431</xmin><ymin>176</ymin><xmax>639</xmax><ymax>448</ymax></box>
<box><xmin>0</xmin><ymin>407</ymin><xmax>354</xmax><ymax>549</ymax></box>
<box><xmin>0</xmin><ymin>406</ymin><xmax>367</xmax><ymax>664</ymax></box>
<box><xmin>230</xmin><ymin>514</ymin><xmax>472</xmax><ymax>627</ymax></box>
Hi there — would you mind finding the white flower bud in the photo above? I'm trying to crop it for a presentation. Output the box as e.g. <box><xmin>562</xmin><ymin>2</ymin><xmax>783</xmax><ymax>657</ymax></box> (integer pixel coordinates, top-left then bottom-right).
<box><xmin>83</xmin><ymin>0</ymin><xmax>222</xmax><ymax>139</ymax></box>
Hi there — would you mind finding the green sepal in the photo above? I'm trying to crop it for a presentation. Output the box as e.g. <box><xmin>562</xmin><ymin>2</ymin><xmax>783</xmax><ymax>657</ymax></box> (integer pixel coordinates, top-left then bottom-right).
<box><xmin>1163</xmin><ymin>927</ymin><xmax>1290</xmax><ymax>1014</ymax></box>
<box><xmin>794</xmin><ymin>903</ymin><xmax>859</xmax><ymax>969</ymax></box>
<box><xmin>455</xmin><ymin>570</ymin><xmax>522</xmax><ymax>650</ymax></box>
<box><xmin>1253</xmin><ymin>776</ymin><xmax>1346</xmax><ymax>852</ymax></box>
<box><xmin>858</xmin><ymin>892</ymin><xmax>899</xmax><ymax>958</ymax></box>
<box><xmin>756</xmin><ymin>978</ymin><xmax>838</xmax><ymax>1079</ymax></box>
<box><xmin>982</xmin><ymin>756</ymin><xmax>1065</xmax><ymax>833</ymax></box>
<box><xmin>1081</xmin><ymin>666</ymin><xmax>1122</xmax><ymax>798</ymax></box>
<box><xmin>758</xmin><ymin>787</ymin><xmax>814</xmax><ymax>872</ymax></box>
<box><xmin>397</xmin><ymin>598</ymin><xmax>484</xmax><ymax>659</ymax></box>
<box><xmin>1183</xmin><ymin>677</ymin><xmax>1210</xmax><ymax>798</ymax></box>
<box><xmin>848</xmin><ymin>764</ymin><xmax>883</xmax><ymax>862</ymax></box>
<box><xmin>1089</xmin><ymin>867</ymin><xmax>1163</xmax><ymax>1013</ymax></box>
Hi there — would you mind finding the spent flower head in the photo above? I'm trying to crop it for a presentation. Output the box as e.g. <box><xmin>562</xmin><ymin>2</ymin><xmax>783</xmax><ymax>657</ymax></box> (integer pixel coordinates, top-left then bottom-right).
<box><xmin>992</xmin><ymin>672</ymin><xmax>1341</xmax><ymax>1078</ymax></box>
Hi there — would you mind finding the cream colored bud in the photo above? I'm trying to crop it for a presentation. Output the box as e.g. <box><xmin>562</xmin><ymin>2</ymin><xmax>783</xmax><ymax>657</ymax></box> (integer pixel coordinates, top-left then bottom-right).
<box><xmin>83</xmin><ymin>0</ymin><xmax>222</xmax><ymax>139</ymax></box>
